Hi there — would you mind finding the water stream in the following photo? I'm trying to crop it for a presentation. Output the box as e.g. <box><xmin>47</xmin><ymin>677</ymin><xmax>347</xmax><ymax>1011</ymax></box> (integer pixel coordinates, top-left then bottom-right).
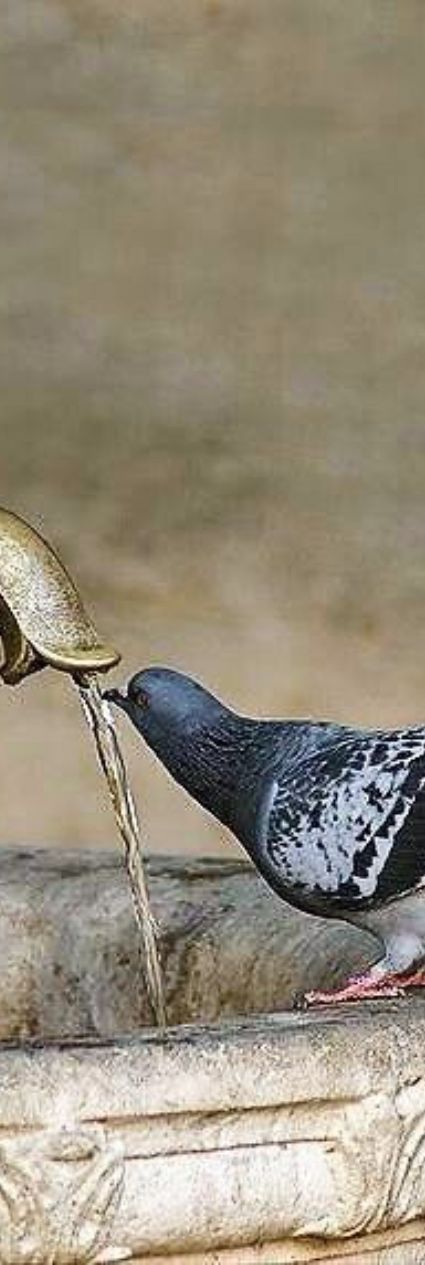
<box><xmin>75</xmin><ymin>672</ymin><xmax>166</xmax><ymax>1028</ymax></box>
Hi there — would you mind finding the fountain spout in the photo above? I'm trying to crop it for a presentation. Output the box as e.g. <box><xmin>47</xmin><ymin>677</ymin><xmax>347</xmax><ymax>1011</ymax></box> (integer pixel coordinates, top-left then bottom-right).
<box><xmin>0</xmin><ymin>508</ymin><xmax>120</xmax><ymax>684</ymax></box>
<box><xmin>0</xmin><ymin>508</ymin><xmax>164</xmax><ymax>1022</ymax></box>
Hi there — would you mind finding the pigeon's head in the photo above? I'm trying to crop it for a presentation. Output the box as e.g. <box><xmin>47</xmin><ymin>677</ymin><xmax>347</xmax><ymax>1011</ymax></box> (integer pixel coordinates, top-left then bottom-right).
<box><xmin>104</xmin><ymin>667</ymin><xmax>227</xmax><ymax>753</ymax></box>
<box><xmin>105</xmin><ymin>666</ymin><xmax>259</xmax><ymax>843</ymax></box>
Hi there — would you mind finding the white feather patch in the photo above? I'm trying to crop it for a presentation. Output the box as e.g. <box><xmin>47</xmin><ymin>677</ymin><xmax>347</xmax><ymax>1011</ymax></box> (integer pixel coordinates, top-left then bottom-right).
<box><xmin>261</xmin><ymin>728</ymin><xmax>425</xmax><ymax>900</ymax></box>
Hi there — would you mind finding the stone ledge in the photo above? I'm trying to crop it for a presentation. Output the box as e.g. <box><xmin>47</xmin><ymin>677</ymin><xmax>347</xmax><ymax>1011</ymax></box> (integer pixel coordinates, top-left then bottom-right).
<box><xmin>0</xmin><ymin>848</ymin><xmax>424</xmax><ymax>1263</ymax></box>
<box><xmin>136</xmin><ymin>1221</ymin><xmax>425</xmax><ymax>1263</ymax></box>
<box><xmin>1</xmin><ymin>1001</ymin><xmax>425</xmax><ymax>1261</ymax></box>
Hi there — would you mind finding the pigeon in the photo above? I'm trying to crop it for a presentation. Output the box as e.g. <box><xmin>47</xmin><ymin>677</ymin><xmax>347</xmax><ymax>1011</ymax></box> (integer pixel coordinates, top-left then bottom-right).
<box><xmin>105</xmin><ymin>667</ymin><xmax>425</xmax><ymax>1005</ymax></box>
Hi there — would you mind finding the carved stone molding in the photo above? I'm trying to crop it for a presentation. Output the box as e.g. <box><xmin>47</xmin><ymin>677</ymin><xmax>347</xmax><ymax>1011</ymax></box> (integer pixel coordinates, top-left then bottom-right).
<box><xmin>0</xmin><ymin>850</ymin><xmax>424</xmax><ymax>1262</ymax></box>
<box><xmin>0</xmin><ymin>1126</ymin><xmax>125</xmax><ymax>1265</ymax></box>
<box><xmin>0</xmin><ymin>1000</ymin><xmax>424</xmax><ymax>1260</ymax></box>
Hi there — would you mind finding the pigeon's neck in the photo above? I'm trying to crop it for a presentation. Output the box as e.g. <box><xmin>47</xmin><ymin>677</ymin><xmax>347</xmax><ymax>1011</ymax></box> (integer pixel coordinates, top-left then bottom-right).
<box><xmin>152</xmin><ymin>713</ymin><xmax>279</xmax><ymax>849</ymax></box>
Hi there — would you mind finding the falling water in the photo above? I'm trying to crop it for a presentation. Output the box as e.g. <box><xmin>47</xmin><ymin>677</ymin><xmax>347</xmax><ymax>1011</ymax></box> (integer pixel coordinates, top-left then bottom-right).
<box><xmin>75</xmin><ymin>672</ymin><xmax>166</xmax><ymax>1028</ymax></box>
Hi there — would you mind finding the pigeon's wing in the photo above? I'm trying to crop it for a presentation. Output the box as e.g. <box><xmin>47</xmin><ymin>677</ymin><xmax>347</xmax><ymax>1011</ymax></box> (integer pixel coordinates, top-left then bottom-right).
<box><xmin>258</xmin><ymin>728</ymin><xmax>425</xmax><ymax>912</ymax></box>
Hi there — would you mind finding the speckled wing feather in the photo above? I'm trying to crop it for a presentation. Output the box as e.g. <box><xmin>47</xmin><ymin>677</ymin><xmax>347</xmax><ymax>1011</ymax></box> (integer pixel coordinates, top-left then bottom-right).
<box><xmin>261</xmin><ymin>728</ymin><xmax>425</xmax><ymax>912</ymax></box>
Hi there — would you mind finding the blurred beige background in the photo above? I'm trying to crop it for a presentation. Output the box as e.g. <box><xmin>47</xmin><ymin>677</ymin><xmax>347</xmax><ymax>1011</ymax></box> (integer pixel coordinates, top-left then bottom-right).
<box><xmin>1</xmin><ymin>0</ymin><xmax>425</xmax><ymax>856</ymax></box>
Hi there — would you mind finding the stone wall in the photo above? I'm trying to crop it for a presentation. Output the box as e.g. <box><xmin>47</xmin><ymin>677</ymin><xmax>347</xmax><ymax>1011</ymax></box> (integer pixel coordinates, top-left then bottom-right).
<box><xmin>0</xmin><ymin>847</ymin><xmax>424</xmax><ymax>1262</ymax></box>
<box><xmin>0</xmin><ymin>847</ymin><xmax>376</xmax><ymax>1036</ymax></box>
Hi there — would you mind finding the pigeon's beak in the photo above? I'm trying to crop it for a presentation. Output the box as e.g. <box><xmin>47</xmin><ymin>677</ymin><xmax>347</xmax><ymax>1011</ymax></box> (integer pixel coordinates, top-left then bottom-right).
<box><xmin>103</xmin><ymin>685</ymin><xmax>129</xmax><ymax>714</ymax></box>
<box><xmin>103</xmin><ymin>684</ymin><xmax>148</xmax><ymax>731</ymax></box>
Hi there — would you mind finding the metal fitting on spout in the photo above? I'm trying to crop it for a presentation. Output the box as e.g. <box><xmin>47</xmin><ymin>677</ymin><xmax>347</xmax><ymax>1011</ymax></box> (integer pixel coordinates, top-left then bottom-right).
<box><xmin>0</xmin><ymin>508</ymin><xmax>120</xmax><ymax>684</ymax></box>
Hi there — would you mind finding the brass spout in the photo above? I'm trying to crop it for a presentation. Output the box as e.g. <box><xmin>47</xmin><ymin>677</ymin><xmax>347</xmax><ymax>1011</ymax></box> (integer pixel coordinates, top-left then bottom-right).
<box><xmin>0</xmin><ymin>508</ymin><xmax>120</xmax><ymax>684</ymax></box>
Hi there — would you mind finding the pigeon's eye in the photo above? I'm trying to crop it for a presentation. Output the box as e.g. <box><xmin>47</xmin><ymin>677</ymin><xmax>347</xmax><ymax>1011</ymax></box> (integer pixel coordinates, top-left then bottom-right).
<box><xmin>136</xmin><ymin>689</ymin><xmax>150</xmax><ymax>709</ymax></box>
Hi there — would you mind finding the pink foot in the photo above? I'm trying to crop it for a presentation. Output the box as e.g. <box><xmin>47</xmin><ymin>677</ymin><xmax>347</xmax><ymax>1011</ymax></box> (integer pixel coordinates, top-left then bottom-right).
<box><xmin>395</xmin><ymin>967</ymin><xmax>425</xmax><ymax>991</ymax></box>
<box><xmin>301</xmin><ymin>971</ymin><xmax>404</xmax><ymax>1007</ymax></box>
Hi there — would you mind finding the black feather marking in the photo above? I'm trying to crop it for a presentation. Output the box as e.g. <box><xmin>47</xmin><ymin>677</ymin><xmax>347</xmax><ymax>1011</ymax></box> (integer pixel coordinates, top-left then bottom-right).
<box><xmin>260</xmin><ymin>727</ymin><xmax>425</xmax><ymax>914</ymax></box>
<box><xmin>374</xmin><ymin>788</ymin><xmax>425</xmax><ymax>901</ymax></box>
<box><xmin>351</xmin><ymin>838</ymin><xmax>377</xmax><ymax>878</ymax></box>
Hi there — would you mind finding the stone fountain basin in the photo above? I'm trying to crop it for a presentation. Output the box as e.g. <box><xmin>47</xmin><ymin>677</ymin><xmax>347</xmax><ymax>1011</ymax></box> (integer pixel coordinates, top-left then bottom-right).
<box><xmin>1</xmin><ymin>847</ymin><xmax>425</xmax><ymax>1264</ymax></box>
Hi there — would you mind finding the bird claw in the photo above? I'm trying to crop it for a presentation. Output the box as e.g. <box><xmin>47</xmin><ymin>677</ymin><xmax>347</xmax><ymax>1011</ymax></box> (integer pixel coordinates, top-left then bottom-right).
<box><xmin>298</xmin><ymin>974</ymin><xmax>405</xmax><ymax>1008</ymax></box>
<box><xmin>392</xmin><ymin>967</ymin><xmax>425</xmax><ymax>991</ymax></box>
<box><xmin>300</xmin><ymin>962</ymin><xmax>425</xmax><ymax>1007</ymax></box>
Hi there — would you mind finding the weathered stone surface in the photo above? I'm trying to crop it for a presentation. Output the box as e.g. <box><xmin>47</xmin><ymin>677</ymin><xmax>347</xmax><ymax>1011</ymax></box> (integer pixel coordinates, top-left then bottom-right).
<box><xmin>0</xmin><ymin>847</ymin><xmax>376</xmax><ymax>1037</ymax></box>
<box><xmin>137</xmin><ymin>1224</ymin><xmax>425</xmax><ymax>1263</ymax></box>
<box><xmin>0</xmin><ymin>848</ymin><xmax>424</xmax><ymax>1263</ymax></box>
<box><xmin>1</xmin><ymin>1004</ymin><xmax>425</xmax><ymax>1261</ymax></box>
